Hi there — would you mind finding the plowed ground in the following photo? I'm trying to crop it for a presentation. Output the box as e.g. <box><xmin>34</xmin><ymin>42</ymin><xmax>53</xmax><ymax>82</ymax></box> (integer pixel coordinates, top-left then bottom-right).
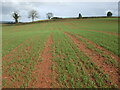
<box><xmin>2</xmin><ymin>18</ymin><xmax>119</xmax><ymax>88</ymax></box>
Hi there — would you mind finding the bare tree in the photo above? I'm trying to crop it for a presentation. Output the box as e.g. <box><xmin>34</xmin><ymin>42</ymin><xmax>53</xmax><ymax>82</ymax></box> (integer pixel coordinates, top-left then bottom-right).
<box><xmin>28</xmin><ymin>10</ymin><xmax>39</xmax><ymax>22</ymax></box>
<box><xmin>46</xmin><ymin>13</ymin><xmax>53</xmax><ymax>19</ymax></box>
<box><xmin>12</xmin><ymin>11</ymin><xmax>20</xmax><ymax>23</ymax></box>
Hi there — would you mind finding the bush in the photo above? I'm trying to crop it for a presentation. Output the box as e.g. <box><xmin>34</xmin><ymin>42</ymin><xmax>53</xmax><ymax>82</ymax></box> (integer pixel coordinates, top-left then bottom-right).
<box><xmin>51</xmin><ymin>17</ymin><xmax>62</xmax><ymax>19</ymax></box>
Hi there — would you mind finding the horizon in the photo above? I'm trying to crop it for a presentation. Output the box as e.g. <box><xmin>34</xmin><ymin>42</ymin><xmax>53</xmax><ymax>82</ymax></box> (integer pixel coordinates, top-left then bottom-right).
<box><xmin>1</xmin><ymin>2</ymin><xmax>119</xmax><ymax>22</ymax></box>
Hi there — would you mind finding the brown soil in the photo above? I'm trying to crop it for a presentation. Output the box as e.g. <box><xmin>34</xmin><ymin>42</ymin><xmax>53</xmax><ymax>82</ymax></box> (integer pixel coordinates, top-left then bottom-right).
<box><xmin>2</xmin><ymin>44</ymin><xmax>33</xmax><ymax>88</ymax></box>
<box><xmin>65</xmin><ymin>32</ymin><xmax>120</xmax><ymax>87</ymax></box>
<box><xmin>29</xmin><ymin>34</ymin><xmax>53</xmax><ymax>88</ymax></box>
<box><xmin>83</xmin><ymin>29</ymin><xmax>120</xmax><ymax>36</ymax></box>
<box><xmin>51</xmin><ymin>43</ymin><xmax>62</xmax><ymax>88</ymax></box>
<box><xmin>2</xmin><ymin>39</ymin><xmax>32</xmax><ymax>88</ymax></box>
<box><xmin>69</xmin><ymin>32</ymin><xmax>120</xmax><ymax>63</ymax></box>
<box><xmin>64</xmin><ymin>22</ymin><xmax>120</xmax><ymax>36</ymax></box>
<box><xmin>66</xmin><ymin>39</ymin><xmax>99</xmax><ymax>87</ymax></box>
<box><xmin>2</xmin><ymin>39</ymin><xmax>31</xmax><ymax>60</ymax></box>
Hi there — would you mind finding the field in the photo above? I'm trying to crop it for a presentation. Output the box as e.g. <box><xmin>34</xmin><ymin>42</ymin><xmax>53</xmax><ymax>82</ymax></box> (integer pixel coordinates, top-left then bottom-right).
<box><xmin>2</xmin><ymin>18</ymin><xmax>119</xmax><ymax>88</ymax></box>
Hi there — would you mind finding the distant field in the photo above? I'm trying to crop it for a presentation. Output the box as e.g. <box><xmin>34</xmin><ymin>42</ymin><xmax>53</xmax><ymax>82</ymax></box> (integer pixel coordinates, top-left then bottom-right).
<box><xmin>2</xmin><ymin>18</ymin><xmax>119</xmax><ymax>88</ymax></box>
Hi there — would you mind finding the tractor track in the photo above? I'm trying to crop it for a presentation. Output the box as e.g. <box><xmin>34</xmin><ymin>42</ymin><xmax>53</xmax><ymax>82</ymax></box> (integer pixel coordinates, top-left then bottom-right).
<box><xmin>65</xmin><ymin>32</ymin><xmax>119</xmax><ymax>87</ymax></box>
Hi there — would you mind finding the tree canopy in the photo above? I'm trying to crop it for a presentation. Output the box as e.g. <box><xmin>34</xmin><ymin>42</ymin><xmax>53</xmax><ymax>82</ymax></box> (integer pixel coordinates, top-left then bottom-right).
<box><xmin>28</xmin><ymin>10</ymin><xmax>39</xmax><ymax>22</ymax></box>
<box><xmin>107</xmin><ymin>11</ymin><xmax>112</xmax><ymax>17</ymax></box>
<box><xmin>12</xmin><ymin>11</ymin><xmax>20</xmax><ymax>23</ymax></box>
<box><xmin>46</xmin><ymin>13</ymin><xmax>53</xmax><ymax>19</ymax></box>
<box><xmin>78</xmin><ymin>13</ymin><xmax>82</xmax><ymax>18</ymax></box>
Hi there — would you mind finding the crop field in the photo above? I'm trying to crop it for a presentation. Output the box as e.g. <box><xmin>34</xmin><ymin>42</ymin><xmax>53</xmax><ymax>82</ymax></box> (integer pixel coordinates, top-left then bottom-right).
<box><xmin>2</xmin><ymin>18</ymin><xmax>119</xmax><ymax>88</ymax></box>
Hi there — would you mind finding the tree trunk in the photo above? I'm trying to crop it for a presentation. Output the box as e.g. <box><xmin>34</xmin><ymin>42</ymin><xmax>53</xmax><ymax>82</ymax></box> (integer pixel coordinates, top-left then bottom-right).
<box><xmin>32</xmin><ymin>17</ymin><xmax>34</xmax><ymax>22</ymax></box>
<box><xmin>48</xmin><ymin>16</ymin><xmax>50</xmax><ymax>19</ymax></box>
<box><xmin>15</xmin><ymin>19</ymin><xmax>18</xmax><ymax>23</ymax></box>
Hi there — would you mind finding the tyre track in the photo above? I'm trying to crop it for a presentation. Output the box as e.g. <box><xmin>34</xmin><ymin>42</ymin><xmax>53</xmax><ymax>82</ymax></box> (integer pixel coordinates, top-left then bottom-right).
<box><xmin>68</xmin><ymin>32</ymin><xmax>119</xmax><ymax>63</ymax></box>
<box><xmin>64</xmin><ymin>22</ymin><xmax>119</xmax><ymax>36</ymax></box>
<box><xmin>65</xmin><ymin>32</ymin><xmax>119</xmax><ymax>87</ymax></box>
<box><xmin>29</xmin><ymin>34</ymin><xmax>53</xmax><ymax>88</ymax></box>
<box><xmin>64</xmin><ymin>36</ymin><xmax>99</xmax><ymax>87</ymax></box>
<box><xmin>2</xmin><ymin>43</ymin><xmax>33</xmax><ymax>88</ymax></box>
<box><xmin>2</xmin><ymin>38</ymin><xmax>31</xmax><ymax>60</ymax></box>
<box><xmin>82</xmin><ymin>29</ymin><xmax>120</xmax><ymax>36</ymax></box>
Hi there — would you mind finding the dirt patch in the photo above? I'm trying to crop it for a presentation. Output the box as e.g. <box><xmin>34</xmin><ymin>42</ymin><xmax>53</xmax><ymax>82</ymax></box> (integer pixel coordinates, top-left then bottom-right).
<box><xmin>69</xmin><ymin>32</ymin><xmax>120</xmax><ymax>63</ymax></box>
<box><xmin>65</xmin><ymin>32</ymin><xmax>119</xmax><ymax>87</ymax></box>
<box><xmin>2</xmin><ymin>43</ymin><xmax>33</xmax><ymax>88</ymax></box>
<box><xmin>65</xmin><ymin>38</ymin><xmax>99</xmax><ymax>87</ymax></box>
<box><xmin>2</xmin><ymin>38</ymin><xmax>31</xmax><ymax>60</ymax></box>
<box><xmin>29</xmin><ymin>34</ymin><xmax>53</xmax><ymax>88</ymax></box>
<box><xmin>64</xmin><ymin>22</ymin><xmax>119</xmax><ymax>36</ymax></box>
<box><xmin>83</xmin><ymin>29</ymin><xmax>120</xmax><ymax>36</ymax></box>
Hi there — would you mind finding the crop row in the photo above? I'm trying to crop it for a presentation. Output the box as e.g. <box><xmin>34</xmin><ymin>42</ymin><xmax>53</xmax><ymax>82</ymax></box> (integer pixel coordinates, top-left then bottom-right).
<box><xmin>51</xmin><ymin>29</ymin><xmax>117</xmax><ymax>88</ymax></box>
<box><xmin>58</xmin><ymin>21</ymin><xmax>119</xmax><ymax>56</ymax></box>
<box><xmin>2</xmin><ymin>25</ymin><xmax>51</xmax><ymax>88</ymax></box>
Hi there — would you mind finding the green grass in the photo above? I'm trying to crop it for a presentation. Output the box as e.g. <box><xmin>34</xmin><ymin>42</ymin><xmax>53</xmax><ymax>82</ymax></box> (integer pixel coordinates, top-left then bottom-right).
<box><xmin>2</xmin><ymin>23</ymin><xmax>51</xmax><ymax>87</ymax></box>
<box><xmin>59</xmin><ymin>21</ymin><xmax>119</xmax><ymax>56</ymax></box>
<box><xmin>52</xmin><ymin>30</ymin><xmax>117</xmax><ymax>88</ymax></box>
<box><xmin>2</xmin><ymin>18</ymin><xmax>119</xmax><ymax>88</ymax></box>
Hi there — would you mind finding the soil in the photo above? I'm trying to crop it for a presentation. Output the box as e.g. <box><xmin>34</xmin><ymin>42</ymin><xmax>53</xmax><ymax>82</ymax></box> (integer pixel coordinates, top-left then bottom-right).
<box><xmin>2</xmin><ymin>43</ymin><xmax>33</xmax><ymax>88</ymax></box>
<box><xmin>65</xmin><ymin>32</ymin><xmax>120</xmax><ymax>87</ymax></box>
<box><xmin>30</xmin><ymin>35</ymin><xmax>53</xmax><ymax>88</ymax></box>
<box><xmin>83</xmin><ymin>29</ymin><xmax>120</xmax><ymax>36</ymax></box>
<box><xmin>69</xmin><ymin>32</ymin><xmax>120</xmax><ymax>63</ymax></box>
<box><xmin>64</xmin><ymin>22</ymin><xmax>120</xmax><ymax>36</ymax></box>
<box><xmin>2</xmin><ymin>39</ymin><xmax>31</xmax><ymax>60</ymax></box>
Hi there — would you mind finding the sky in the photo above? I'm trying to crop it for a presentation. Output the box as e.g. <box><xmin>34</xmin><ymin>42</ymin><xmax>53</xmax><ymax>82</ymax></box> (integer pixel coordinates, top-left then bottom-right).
<box><xmin>0</xmin><ymin>0</ymin><xmax>120</xmax><ymax>22</ymax></box>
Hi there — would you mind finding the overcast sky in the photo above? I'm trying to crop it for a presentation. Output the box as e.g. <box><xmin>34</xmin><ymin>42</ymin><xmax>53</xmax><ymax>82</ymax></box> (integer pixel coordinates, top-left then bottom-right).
<box><xmin>1</xmin><ymin>0</ymin><xmax>119</xmax><ymax>22</ymax></box>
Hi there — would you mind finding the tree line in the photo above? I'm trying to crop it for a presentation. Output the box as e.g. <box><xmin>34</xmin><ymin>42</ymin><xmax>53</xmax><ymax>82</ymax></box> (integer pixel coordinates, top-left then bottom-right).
<box><xmin>12</xmin><ymin>10</ymin><xmax>54</xmax><ymax>23</ymax></box>
<box><xmin>12</xmin><ymin>10</ymin><xmax>113</xmax><ymax>23</ymax></box>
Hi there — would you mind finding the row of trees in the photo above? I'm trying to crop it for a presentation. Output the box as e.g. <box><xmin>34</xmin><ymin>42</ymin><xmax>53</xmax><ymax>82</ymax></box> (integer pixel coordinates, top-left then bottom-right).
<box><xmin>78</xmin><ymin>12</ymin><xmax>112</xmax><ymax>18</ymax></box>
<box><xmin>12</xmin><ymin>10</ymin><xmax>113</xmax><ymax>23</ymax></box>
<box><xmin>12</xmin><ymin>10</ymin><xmax>53</xmax><ymax>23</ymax></box>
